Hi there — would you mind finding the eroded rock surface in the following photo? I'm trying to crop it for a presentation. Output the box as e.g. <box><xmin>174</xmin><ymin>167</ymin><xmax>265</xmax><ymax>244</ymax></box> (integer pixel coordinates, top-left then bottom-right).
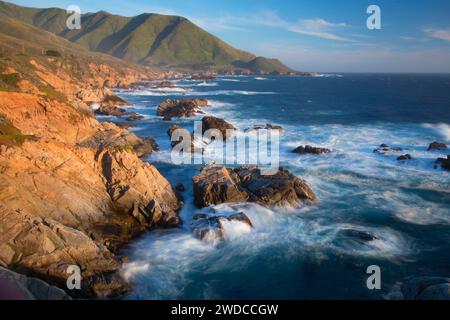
<box><xmin>192</xmin><ymin>164</ymin><xmax>316</xmax><ymax>208</ymax></box>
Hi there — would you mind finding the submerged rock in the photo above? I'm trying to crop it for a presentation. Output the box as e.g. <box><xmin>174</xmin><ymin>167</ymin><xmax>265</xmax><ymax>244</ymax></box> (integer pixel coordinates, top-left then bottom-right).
<box><xmin>436</xmin><ymin>155</ymin><xmax>450</xmax><ymax>171</ymax></box>
<box><xmin>397</xmin><ymin>154</ymin><xmax>412</xmax><ymax>161</ymax></box>
<box><xmin>192</xmin><ymin>164</ymin><xmax>316</xmax><ymax>208</ymax></box>
<box><xmin>191</xmin><ymin>211</ymin><xmax>253</xmax><ymax>242</ymax></box>
<box><xmin>292</xmin><ymin>145</ymin><xmax>331</xmax><ymax>155</ymax></box>
<box><xmin>401</xmin><ymin>276</ymin><xmax>450</xmax><ymax>300</ymax></box>
<box><xmin>156</xmin><ymin>99</ymin><xmax>209</xmax><ymax>120</ymax></box>
<box><xmin>201</xmin><ymin>116</ymin><xmax>236</xmax><ymax>139</ymax></box>
<box><xmin>428</xmin><ymin>141</ymin><xmax>448</xmax><ymax>151</ymax></box>
<box><xmin>340</xmin><ymin>229</ymin><xmax>379</xmax><ymax>243</ymax></box>
<box><xmin>245</xmin><ymin>123</ymin><xmax>283</xmax><ymax>132</ymax></box>
<box><xmin>175</xmin><ymin>183</ymin><xmax>185</xmax><ymax>192</ymax></box>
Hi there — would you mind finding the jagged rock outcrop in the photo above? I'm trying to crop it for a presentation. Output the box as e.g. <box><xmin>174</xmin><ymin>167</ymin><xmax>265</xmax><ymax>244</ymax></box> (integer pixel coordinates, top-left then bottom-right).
<box><xmin>292</xmin><ymin>145</ymin><xmax>331</xmax><ymax>155</ymax></box>
<box><xmin>201</xmin><ymin>116</ymin><xmax>236</xmax><ymax>139</ymax></box>
<box><xmin>397</xmin><ymin>154</ymin><xmax>412</xmax><ymax>161</ymax></box>
<box><xmin>0</xmin><ymin>266</ymin><xmax>71</xmax><ymax>300</ymax></box>
<box><xmin>0</xmin><ymin>138</ymin><xmax>181</xmax><ymax>297</ymax></box>
<box><xmin>428</xmin><ymin>141</ymin><xmax>448</xmax><ymax>151</ymax></box>
<box><xmin>192</xmin><ymin>164</ymin><xmax>316</xmax><ymax>208</ymax></box>
<box><xmin>156</xmin><ymin>99</ymin><xmax>209</xmax><ymax>120</ymax></box>
<box><xmin>402</xmin><ymin>276</ymin><xmax>450</xmax><ymax>300</ymax></box>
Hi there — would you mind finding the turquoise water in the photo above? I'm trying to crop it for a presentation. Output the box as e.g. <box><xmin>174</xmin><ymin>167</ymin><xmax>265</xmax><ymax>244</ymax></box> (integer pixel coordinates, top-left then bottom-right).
<box><xmin>102</xmin><ymin>74</ymin><xmax>450</xmax><ymax>299</ymax></box>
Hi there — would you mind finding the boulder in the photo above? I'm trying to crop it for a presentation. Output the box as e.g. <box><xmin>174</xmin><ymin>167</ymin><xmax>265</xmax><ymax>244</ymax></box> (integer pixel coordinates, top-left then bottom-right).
<box><xmin>191</xmin><ymin>211</ymin><xmax>253</xmax><ymax>242</ymax></box>
<box><xmin>201</xmin><ymin>116</ymin><xmax>236</xmax><ymax>139</ymax></box>
<box><xmin>292</xmin><ymin>145</ymin><xmax>331</xmax><ymax>155</ymax></box>
<box><xmin>192</xmin><ymin>164</ymin><xmax>316</xmax><ymax>208</ymax></box>
<box><xmin>436</xmin><ymin>155</ymin><xmax>450</xmax><ymax>171</ymax></box>
<box><xmin>401</xmin><ymin>276</ymin><xmax>450</xmax><ymax>300</ymax></box>
<box><xmin>397</xmin><ymin>154</ymin><xmax>412</xmax><ymax>161</ymax></box>
<box><xmin>156</xmin><ymin>99</ymin><xmax>209</xmax><ymax>120</ymax></box>
<box><xmin>428</xmin><ymin>141</ymin><xmax>448</xmax><ymax>151</ymax></box>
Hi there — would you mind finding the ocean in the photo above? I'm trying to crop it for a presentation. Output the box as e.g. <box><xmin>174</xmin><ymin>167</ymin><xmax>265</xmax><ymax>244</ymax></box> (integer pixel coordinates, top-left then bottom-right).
<box><xmin>100</xmin><ymin>74</ymin><xmax>450</xmax><ymax>299</ymax></box>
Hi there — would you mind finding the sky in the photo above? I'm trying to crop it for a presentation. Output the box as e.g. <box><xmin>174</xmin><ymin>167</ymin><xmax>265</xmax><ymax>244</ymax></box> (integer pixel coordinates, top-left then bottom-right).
<box><xmin>8</xmin><ymin>0</ymin><xmax>450</xmax><ymax>73</ymax></box>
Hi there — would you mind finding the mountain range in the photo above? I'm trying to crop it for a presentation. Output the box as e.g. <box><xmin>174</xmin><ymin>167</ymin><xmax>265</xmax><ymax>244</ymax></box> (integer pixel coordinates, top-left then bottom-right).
<box><xmin>0</xmin><ymin>0</ymin><xmax>297</xmax><ymax>74</ymax></box>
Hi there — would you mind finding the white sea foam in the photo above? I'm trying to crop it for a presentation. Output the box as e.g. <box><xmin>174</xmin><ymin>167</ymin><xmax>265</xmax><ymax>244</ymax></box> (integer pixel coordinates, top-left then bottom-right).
<box><xmin>196</xmin><ymin>82</ymin><xmax>218</xmax><ymax>87</ymax></box>
<box><xmin>422</xmin><ymin>122</ymin><xmax>450</xmax><ymax>141</ymax></box>
<box><xmin>121</xmin><ymin>262</ymin><xmax>150</xmax><ymax>282</ymax></box>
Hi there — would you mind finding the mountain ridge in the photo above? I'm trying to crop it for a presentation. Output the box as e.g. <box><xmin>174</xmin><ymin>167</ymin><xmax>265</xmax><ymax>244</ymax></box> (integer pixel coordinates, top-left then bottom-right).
<box><xmin>0</xmin><ymin>0</ymin><xmax>298</xmax><ymax>74</ymax></box>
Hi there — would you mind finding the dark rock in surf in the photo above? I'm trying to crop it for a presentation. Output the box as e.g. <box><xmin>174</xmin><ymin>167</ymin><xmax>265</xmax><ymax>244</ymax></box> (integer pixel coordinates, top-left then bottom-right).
<box><xmin>192</xmin><ymin>164</ymin><xmax>316</xmax><ymax>208</ymax></box>
<box><xmin>292</xmin><ymin>145</ymin><xmax>331</xmax><ymax>155</ymax></box>
<box><xmin>397</xmin><ymin>154</ymin><xmax>412</xmax><ymax>161</ymax></box>
<box><xmin>175</xmin><ymin>183</ymin><xmax>185</xmax><ymax>192</ymax></box>
<box><xmin>428</xmin><ymin>141</ymin><xmax>448</xmax><ymax>151</ymax></box>
<box><xmin>373</xmin><ymin>144</ymin><xmax>403</xmax><ymax>154</ymax></box>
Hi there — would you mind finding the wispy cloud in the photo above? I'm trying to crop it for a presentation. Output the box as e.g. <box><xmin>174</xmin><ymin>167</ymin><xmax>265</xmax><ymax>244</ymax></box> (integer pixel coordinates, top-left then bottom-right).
<box><xmin>423</xmin><ymin>28</ymin><xmax>450</xmax><ymax>41</ymax></box>
<box><xmin>191</xmin><ymin>11</ymin><xmax>350</xmax><ymax>41</ymax></box>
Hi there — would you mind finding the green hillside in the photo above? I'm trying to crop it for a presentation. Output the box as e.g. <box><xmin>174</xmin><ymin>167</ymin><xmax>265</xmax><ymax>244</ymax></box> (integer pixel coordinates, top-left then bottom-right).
<box><xmin>0</xmin><ymin>0</ymin><xmax>296</xmax><ymax>74</ymax></box>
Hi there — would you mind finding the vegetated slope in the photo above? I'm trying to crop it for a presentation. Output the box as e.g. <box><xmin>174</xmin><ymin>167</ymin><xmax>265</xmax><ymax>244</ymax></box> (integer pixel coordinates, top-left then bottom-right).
<box><xmin>0</xmin><ymin>0</ymin><xmax>296</xmax><ymax>73</ymax></box>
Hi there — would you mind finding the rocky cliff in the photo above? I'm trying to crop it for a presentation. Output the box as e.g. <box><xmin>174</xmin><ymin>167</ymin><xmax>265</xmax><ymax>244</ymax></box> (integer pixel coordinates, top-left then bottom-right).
<box><xmin>0</xmin><ymin>41</ymin><xmax>181</xmax><ymax>297</ymax></box>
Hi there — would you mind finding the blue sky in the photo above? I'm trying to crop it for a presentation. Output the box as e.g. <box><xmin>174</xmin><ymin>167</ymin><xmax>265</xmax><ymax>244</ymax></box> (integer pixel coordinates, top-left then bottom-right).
<box><xmin>9</xmin><ymin>0</ymin><xmax>450</xmax><ymax>72</ymax></box>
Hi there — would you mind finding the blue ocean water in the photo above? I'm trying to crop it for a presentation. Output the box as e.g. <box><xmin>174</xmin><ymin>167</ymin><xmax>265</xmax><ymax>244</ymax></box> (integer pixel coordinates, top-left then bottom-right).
<box><xmin>103</xmin><ymin>74</ymin><xmax>450</xmax><ymax>299</ymax></box>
